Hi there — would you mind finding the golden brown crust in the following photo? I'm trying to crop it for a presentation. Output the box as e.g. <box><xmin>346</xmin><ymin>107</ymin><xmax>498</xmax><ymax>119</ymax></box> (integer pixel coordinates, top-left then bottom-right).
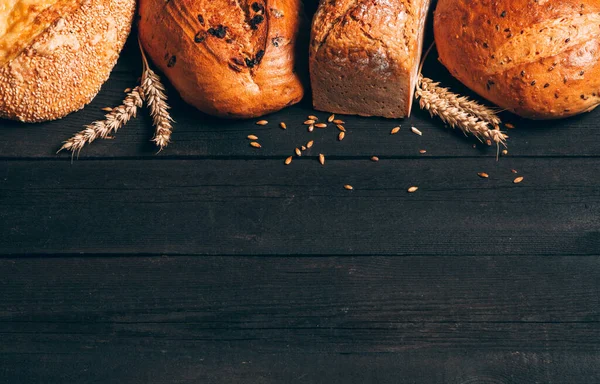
<box><xmin>138</xmin><ymin>0</ymin><xmax>305</xmax><ymax>119</ymax></box>
<box><xmin>434</xmin><ymin>0</ymin><xmax>600</xmax><ymax>120</ymax></box>
<box><xmin>309</xmin><ymin>0</ymin><xmax>431</xmax><ymax>119</ymax></box>
<box><xmin>0</xmin><ymin>0</ymin><xmax>136</xmax><ymax>123</ymax></box>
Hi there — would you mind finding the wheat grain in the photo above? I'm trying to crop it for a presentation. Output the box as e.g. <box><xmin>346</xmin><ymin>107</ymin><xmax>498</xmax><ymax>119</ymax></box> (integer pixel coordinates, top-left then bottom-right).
<box><xmin>319</xmin><ymin>154</ymin><xmax>325</xmax><ymax>165</ymax></box>
<box><xmin>140</xmin><ymin>40</ymin><xmax>174</xmax><ymax>152</ymax></box>
<box><xmin>58</xmin><ymin>87</ymin><xmax>143</xmax><ymax>155</ymax></box>
<box><xmin>407</xmin><ymin>186</ymin><xmax>419</xmax><ymax>193</ymax></box>
<box><xmin>391</xmin><ymin>126</ymin><xmax>401</xmax><ymax>135</ymax></box>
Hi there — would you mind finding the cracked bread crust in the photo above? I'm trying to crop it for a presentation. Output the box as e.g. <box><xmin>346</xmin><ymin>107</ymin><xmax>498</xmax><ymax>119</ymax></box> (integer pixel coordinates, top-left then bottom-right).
<box><xmin>0</xmin><ymin>0</ymin><xmax>136</xmax><ymax>123</ymax></box>
<box><xmin>138</xmin><ymin>0</ymin><xmax>305</xmax><ymax>119</ymax></box>
<box><xmin>435</xmin><ymin>0</ymin><xmax>600</xmax><ymax>120</ymax></box>
<box><xmin>309</xmin><ymin>0</ymin><xmax>431</xmax><ymax>119</ymax></box>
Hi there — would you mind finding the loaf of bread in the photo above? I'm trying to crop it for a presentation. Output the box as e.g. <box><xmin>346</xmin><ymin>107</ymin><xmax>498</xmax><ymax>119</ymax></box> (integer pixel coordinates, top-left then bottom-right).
<box><xmin>138</xmin><ymin>0</ymin><xmax>305</xmax><ymax>119</ymax></box>
<box><xmin>309</xmin><ymin>0</ymin><xmax>432</xmax><ymax>119</ymax></box>
<box><xmin>0</xmin><ymin>0</ymin><xmax>136</xmax><ymax>122</ymax></box>
<box><xmin>435</xmin><ymin>0</ymin><xmax>600</xmax><ymax>120</ymax></box>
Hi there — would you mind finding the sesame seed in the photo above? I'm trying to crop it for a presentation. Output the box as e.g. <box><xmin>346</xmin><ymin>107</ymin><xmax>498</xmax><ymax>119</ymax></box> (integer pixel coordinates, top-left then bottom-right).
<box><xmin>407</xmin><ymin>186</ymin><xmax>419</xmax><ymax>193</ymax></box>
<box><xmin>250</xmin><ymin>142</ymin><xmax>261</xmax><ymax>148</ymax></box>
<box><xmin>256</xmin><ymin>120</ymin><xmax>268</xmax><ymax>126</ymax></box>
<box><xmin>411</xmin><ymin>127</ymin><xmax>423</xmax><ymax>136</ymax></box>
<box><xmin>390</xmin><ymin>126</ymin><xmax>401</xmax><ymax>135</ymax></box>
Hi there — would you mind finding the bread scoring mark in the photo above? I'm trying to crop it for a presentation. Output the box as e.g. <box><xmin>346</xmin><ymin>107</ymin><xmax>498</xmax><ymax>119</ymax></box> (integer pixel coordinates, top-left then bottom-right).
<box><xmin>0</xmin><ymin>0</ymin><xmax>83</xmax><ymax>66</ymax></box>
<box><xmin>484</xmin><ymin>12</ymin><xmax>600</xmax><ymax>75</ymax></box>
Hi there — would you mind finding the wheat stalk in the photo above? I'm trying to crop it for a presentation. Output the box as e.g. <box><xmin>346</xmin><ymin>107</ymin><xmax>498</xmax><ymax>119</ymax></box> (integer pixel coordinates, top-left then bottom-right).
<box><xmin>58</xmin><ymin>87</ymin><xmax>144</xmax><ymax>155</ymax></box>
<box><xmin>416</xmin><ymin>74</ymin><xmax>508</xmax><ymax>148</ymax></box>
<box><xmin>139</xmin><ymin>38</ymin><xmax>173</xmax><ymax>152</ymax></box>
<box><xmin>419</xmin><ymin>77</ymin><xmax>502</xmax><ymax>127</ymax></box>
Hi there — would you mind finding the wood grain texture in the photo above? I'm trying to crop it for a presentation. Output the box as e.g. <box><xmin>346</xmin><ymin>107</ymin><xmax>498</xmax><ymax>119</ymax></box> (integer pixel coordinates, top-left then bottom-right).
<box><xmin>0</xmin><ymin>256</ymin><xmax>599</xmax><ymax>383</ymax></box>
<box><xmin>1</xmin><ymin>157</ymin><xmax>599</xmax><ymax>256</ymax></box>
<box><xmin>0</xmin><ymin>1</ymin><xmax>598</xmax><ymax>382</ymax></box>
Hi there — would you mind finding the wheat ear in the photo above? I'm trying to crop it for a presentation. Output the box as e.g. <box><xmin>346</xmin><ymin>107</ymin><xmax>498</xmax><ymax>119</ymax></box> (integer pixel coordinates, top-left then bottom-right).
<box><xmin>419</xmin><ymin>77</ymin><xmax>502</xmax><ymax>127</ymax></box>
<box><xmin>58</xmin><ymin>87</ymin><xmax>144</xmax><ymax>155</ymax></box>
<box><xmin>416</xmin><ymin>75</ymin><xmax>508</xmax><ymax>147</ymax></box>
<box><xmin>139</xmin><ymin>38</ymin><xmax>173</xmax><ymax>152</ymax></box>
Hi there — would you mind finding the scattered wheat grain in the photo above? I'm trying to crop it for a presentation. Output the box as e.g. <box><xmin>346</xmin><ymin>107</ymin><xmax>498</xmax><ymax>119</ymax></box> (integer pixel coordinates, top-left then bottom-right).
<box><xmin>328</xmin><ymin>114</ymin><xmax>335</xmax><ymax>123</ymax></box>
<box><xmin>338</xmin><ymin>132</ymin><xmax>345</xmax><ymax>141</ymax></box>
<box><xmin>285</xmin><ymin>156</ymin><xmax>293</xmax><ymax>165</ymax></box>
<box><xmin>250</xmin><ymin>142</ymin><xmax>261</xmax><ymax>148</ymax></box>
<box><xmin>407</xmin><ymin>186</ymin><xmax>419</xmax><ymax>193</ymax></box>
<box><xmin>514</xmin><ymin>176</ymin><xmax>524</xmax><ymax>184</ymax></box>
<box><xmin>478</xmin><ymin>172</ymin><xmax>489</xmax><ymax>178</ymax></box>
<box><xmin>319</xmin><ymin>154</ymin><xmax>325</xmax><ymax>165</ymax></box>
<box><xmin>391</xmin><ymin>127</ymin><xmax>401</xmax><ymax>135</ymax></box>
<box><xmin>247</xmin><ymin>135</ymin><xmax>258</xmax><ymax>140</ymax></box>
<box><xmin>411</xmin><ymin>127</ymin><xmax>423</xmax><ymax>136</ymax></box>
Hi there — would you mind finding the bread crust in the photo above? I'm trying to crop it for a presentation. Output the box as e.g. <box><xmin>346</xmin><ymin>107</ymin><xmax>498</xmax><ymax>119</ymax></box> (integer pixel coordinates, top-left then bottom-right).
<box><xmin>309</xmin><ymin>0</ymin><xmax>431</xmax><ymax>119</ymax></box>
<box><xmin>138</xmin><ymin>0</ymin><xmax>305</xmax><ymax>119</ymax></box>
<box><xmin>434</xmin><ymin>0</ymin><xmax>600</xmax><ymax>120</ymax></box>
<box><xmin>0</xmin><ymin>0</ymin><xmax>136</xmax><ymax>123</ymax></box>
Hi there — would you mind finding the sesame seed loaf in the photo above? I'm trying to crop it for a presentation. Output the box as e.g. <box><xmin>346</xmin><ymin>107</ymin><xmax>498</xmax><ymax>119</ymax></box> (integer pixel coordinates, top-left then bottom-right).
<box><xmin>435</xmin><ymin>0</ymin><xmax>600</xmax><ymax>120</ymax></box>
<box><xmin>0</xmin><ymin>0</ymin><xmax>136</xmax><ymax>123</ymax></box>
<box><xmin>138</xmin><ymin>0</ymin><xmax>305</xmax><ymax>119</ymax></box>
<box><xmin>309</xmin><ymin>0</ymin><xmax>432</xmax><ymax>119</ymax></box>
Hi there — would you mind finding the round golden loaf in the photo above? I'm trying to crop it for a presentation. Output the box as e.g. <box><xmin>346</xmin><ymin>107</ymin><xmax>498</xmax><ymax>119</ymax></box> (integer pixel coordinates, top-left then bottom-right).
<box><xmin>138</xmin><ymin>0</ymin><xmax>305</xmax><ymax>119</ymax></box>
<box><xmin>0</xmin><ymin>0</ymin><xmax>136</xmax><ymax>122</ymax></box>
<box><xmin>434</xmin><ymin>0</ymin><xmax>600</xmax><ymax>120</ymax></box>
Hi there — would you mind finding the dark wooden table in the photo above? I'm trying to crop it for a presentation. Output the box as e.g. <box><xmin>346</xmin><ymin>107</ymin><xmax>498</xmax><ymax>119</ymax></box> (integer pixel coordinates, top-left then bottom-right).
<box><xmin>1</xmin><ymin>6</ymin><xmax>600</xmax><ymax>382</ymax></box>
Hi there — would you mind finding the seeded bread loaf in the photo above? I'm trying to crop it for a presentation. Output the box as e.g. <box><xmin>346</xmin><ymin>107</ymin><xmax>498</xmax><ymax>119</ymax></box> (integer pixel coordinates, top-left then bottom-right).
<box><xmin>138</xmin><ymin>0</ymin><xmax>305</xmax><ymax>119</ymax></box>
<box><xmin>0</xmin><ymin>0</ymin><xmax>136</xmax><ymax>122</ymax></box>
<box><xmin>435</xmin><ymin>0</ymin><xmax>600</xmax><ymax>120</ymax></box>
<box><xmin>309</xmin><ymin>0</ymin><xmax>432</xmax><ymax>119</ymax></box>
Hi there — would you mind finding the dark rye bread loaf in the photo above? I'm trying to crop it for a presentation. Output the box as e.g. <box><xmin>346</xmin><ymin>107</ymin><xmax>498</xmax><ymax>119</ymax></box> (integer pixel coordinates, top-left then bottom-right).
<box><xmin>138</xmin><ymin>0</ymin><xmax>305</xmax><ymax>119</ymax></box>
<box><xmin>309</xmin><ymin>0</ymin><xmax>432</xmax><ymax>119</ymax></box>
<box><xmin>435</xmin><ymin>0</ymin><xmax>600</xmax><ymax>120</ymax></box>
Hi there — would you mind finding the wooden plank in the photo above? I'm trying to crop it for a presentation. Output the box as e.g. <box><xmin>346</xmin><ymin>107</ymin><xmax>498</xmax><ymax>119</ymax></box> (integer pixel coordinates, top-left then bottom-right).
<box><xmin>1</xmin><ymin>37</ymin><xmax>599</xmax><ymax>160</ymax></box>
<box><xmin>0</xmin><ymin>256</ymin><xmax>599</xmax><ymax>383</ymax></box>
<box><xmin>1</xmin><ymin>158</ymin><xmax>599</xmax><ymax>255</ymax></box>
